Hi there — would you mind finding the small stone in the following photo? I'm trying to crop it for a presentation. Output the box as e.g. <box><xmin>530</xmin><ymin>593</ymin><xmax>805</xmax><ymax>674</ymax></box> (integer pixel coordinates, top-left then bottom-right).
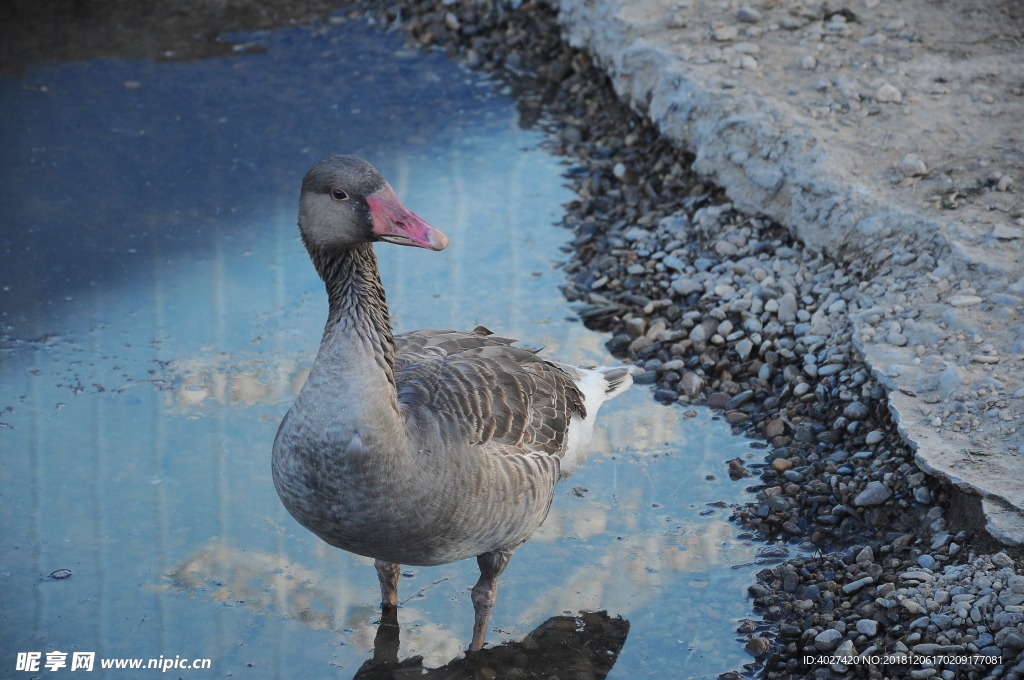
<box><xmin>777</xmin><ymin>293</ymin><xmax>797</xmax><ymax>323</ymax></box>
<box><xmin>994</xmin><ymin>224</ymin><xmax>1024</xmax><ymax>239</ymax></box>
<box><xmin>1002</xmin><ymin>631</ymin><xmax>1024</xmax><ymax>651</ymax></box>
<box><xmin>735</xmin><ymin>338</ymin><xmax>753</xmax><ymax>359</ymax></box>
<box><xmin>737</xmin><ymin>6</ymin><xmax>762</xmax><ymax>22</ymax></box>
<box><xmin>707</xmin><ymin>392</ymin><xmax>730</xmax><ymax>409</ymax></box>
<box><xmin>856</xmin><ymin>546</ymin><xmax>875</xmax><ymax>563</ymax></box>
<box><xmin>887</xmin><ymin>333</ymin><xmax>908</xmax><ymax>346</ymax></box>
<box><xmin>713</xmin><ymin>25</ymin><xmax>739</xmax><ymax>41</ymax></box>
<box><xmin>876</xmin><ymin>83</ymin><xmax>903</xmax><ymax>103</ymax></box>
<box><xmin>733</xmin><ymin>41</ymin><xmax>760</xmax><ymax>55</ymax></box>
<box><xmin>901</xmin><ymin>155</ymin><xmax>928</xmax><ymax>176</ymax></box>
<box><xmin>815</xmin><ymin>629</ymin><xmax>843</xmax><ymax>652</ymax></box>
<box><xmin>633</xmin><ymin>370</ymin><xmax>657</xmax><ymax>385</ymax></box>
<box><xmin>843</xmin><ymin>576</ymin><xmax>874</xmax><ymax>594</ymax></box>
<box><xmin>766</xmin><ymin>419</ymin><xmax>786</xmax><ymax>437</ymax></box>
<box><xmin>772</xmin><ymin>457</ymin><xmax>793</xmax><ymax>472</ymax></box>
<box><xmin>49</xmin><ymin>569</ymin><xmax>73</xmax><ymax>579</ymax></box>
<box><xmin>740</xmin><ymin>55</ymin><xmax>758</xmax><ymax>70</ymax></box>
<box><xmin>678</xmin><ymin>372</ymin><xmax>704</xmax><ymax>398</ymax></box>
<box><xmin>854</xmin><ymin>481</ymin><xmax>893</xmax><ymax>507</ymax></box>
<box><xmin>802</xmin><ymin>55</ymin><xmax>817</xmax><ymax>70</ymax></box>
<box><xmin>856</xmin><ymin>619</ymin><xmax>878</xmax><ymax>636</ymax></box>
<box><xmin>948</xmin><ymin>295</ymin><xmax>983</xmax><ymax>307</ymax></box>
<box><xmin>672</xmin><ymin>277</ymin><xmax>703</xmax><ymax>296</ymax></box>
<box><xmin>629</xmin><ymin>337</ymin><xmax>654</xmax><ymax>354</ymax></box>
<box><xmin>843</xmin><ymin>401</ymin><xmax>870</xmax><ymax>421</ymax></box>
<box><xmin>835</xmin><ymin>639</ymin><xmax>856</xmax><ymax>658</ymax></box>
<box><xmin>626</xmin><ymin>317</ymin><xmax>646</xmax><ymax>338</ymax></box>
<box><xmin>715</xmin><ymin>240</ymin><xmax>738</xmax><ymax>257</ymax></box>
<box><xmin>746</xmin><ymin>636</ymin><xmax>771</xmax><ymax>655</ymax></box>
<box><xmin>917</xmin><ymin>554</ymin><xmax>936</xmax><ymax>569</ymax></box>
<box><xmin>782</xmin><ymin>469</ymin><xmax>804</xmax><ymax>483</ymax></box>
<box><xmin>865</xmin><ymin>430</ymin><xmax>885</xmax><ymax>444</ymax></box>
<box><xmin>914</xmin><ymin>486</ymin><xmax>931</xmax><ymax>504</ymax></box>
<box><xmin>992</xmin><ymin>552</ymin><xmax>1014</xmax><ymax>568</ymax></box>
<box><xmin>725</xmin><ymin>390</ymin><xmax>754</xmax><ymax>410</ymax></box>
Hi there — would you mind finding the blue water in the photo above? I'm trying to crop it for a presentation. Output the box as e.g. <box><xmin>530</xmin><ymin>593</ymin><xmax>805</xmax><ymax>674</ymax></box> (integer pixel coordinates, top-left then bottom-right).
<box><xmin>0</xmin><ymin>18</ymin><xmax>767</xmax><ymax>679</ymax></box>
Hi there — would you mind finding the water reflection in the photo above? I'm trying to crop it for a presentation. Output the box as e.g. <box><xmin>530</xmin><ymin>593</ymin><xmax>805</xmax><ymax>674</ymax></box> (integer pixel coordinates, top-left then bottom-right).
<box><xmin>355</xmin><ymin>609</ymin><xmax>629</xmax><ymax>680</ymax></box>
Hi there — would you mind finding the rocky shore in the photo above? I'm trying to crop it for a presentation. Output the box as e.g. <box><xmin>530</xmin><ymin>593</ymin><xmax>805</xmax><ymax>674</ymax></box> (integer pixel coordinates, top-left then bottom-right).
<box><xmin>343</xmin><ymin>0</ymin><xmax>1024</xmax><ymax>676</ymax></box>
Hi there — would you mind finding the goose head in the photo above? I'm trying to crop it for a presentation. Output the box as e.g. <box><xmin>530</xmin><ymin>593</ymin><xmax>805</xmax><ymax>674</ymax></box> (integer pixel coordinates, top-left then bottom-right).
<box><xmin>298</xmin><ymin>155</ymin><xmax>448</xmax><ymax>252</ymax></box>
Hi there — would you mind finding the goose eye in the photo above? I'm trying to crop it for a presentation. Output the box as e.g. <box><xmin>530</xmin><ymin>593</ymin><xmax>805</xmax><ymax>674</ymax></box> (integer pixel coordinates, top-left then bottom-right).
<box><xmin>331</xmin><ymin>188</ymin><xmax>349</xmax><ymax>201</ymax></box>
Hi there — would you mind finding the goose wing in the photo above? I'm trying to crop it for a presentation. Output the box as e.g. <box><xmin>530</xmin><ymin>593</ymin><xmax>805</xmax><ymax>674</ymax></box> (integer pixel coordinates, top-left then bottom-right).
<box><xmin>394</xmin><ymin>327</ymin><xmax>586</xmax><ymax>458</ymax></box>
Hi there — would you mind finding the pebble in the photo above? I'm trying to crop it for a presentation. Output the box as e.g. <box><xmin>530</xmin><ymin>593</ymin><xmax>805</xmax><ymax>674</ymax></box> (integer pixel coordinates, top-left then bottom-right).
<box><xmin>814</xmin><ymin>629</ymin><xmax>843</xmax><ymax>651</ymax></box>
<box><xmin>854</xmin><ymin>481</ymin><xmax>893</xmax><ymax>506</ymax></box>
<box><xmin>713</xmin><ymin>26</ymin><xmax>739</xmax><ymax>41</ymax></box>
<box><xmin>801</xmin><ymin>55</ymin><xmax>817</xmax><ymax>70</ymax></box>
<box><xmin>678</xmin><ymin>372</ymin><xmax>704</xmax><ymax>398</ymax></box>
<box><xmin>842</xmin><ymin>575</ymin><xmax>874</xmax><ymax>593</ymax></box>
<box><xmin>902</xmin><ymin>155</ymin><xmax>928</xmax><ymax>177</ymax></box>
<box><xmin>842</xmin><ymin>401</ymin><xmax>870</xmax><ymax>421</ymax></box>
<box><xmin>777</xmin><ymin>293</ymin><xmax>797</xmax><ymax>323</ymax></box>
<box><xmin>948</xmin><ymin>295</ymin><xmax>983</xmax><ymax>307</ymax></box>
<box><xmin>736</xmin><ymin>7</ymin><xmax>762</xmax><ymax>23</ymax></box>
<box><xmin>745</xmin><ymin>636</ymin><xmax>770</xmax><ymax>655</ymax></box>
<box><xmin>994</xmin><ymin>224</ymin><xmax>1024</xmax><ymax>239</ymax></box>
<box><xmin>877</xmin><ymin>83</ymin><xmax>903</xmax><ymax>103</ymax></box>
<box><xmin>856</xmin><ymin>619</ymin><xmax>878</xmax><ymax>636</ymax></box>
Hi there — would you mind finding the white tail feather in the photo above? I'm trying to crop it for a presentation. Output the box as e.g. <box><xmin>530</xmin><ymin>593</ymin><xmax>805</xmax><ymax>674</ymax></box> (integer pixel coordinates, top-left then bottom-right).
<box><xmin>558</xmin><ymin>365</ymin><xmax>632</xmax><ymax>478</ymax></box>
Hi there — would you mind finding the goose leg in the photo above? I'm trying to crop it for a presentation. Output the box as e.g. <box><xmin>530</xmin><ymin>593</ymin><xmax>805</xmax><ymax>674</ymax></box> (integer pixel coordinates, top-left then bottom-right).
<box><xmin>469</xmin><ymin>551</ymin><xmax>511</xmax><ymax>652</ymax></box>
<box><xmin>375</xmin><ymin>559</ymin><xmax>401</xmax><ymax>609</ymax></box>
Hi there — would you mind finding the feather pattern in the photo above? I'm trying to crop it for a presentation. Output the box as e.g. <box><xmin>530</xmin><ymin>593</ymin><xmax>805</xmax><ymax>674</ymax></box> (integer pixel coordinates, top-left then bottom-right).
<box><xmin>395</xmin><ymin>329</ymin><xmax>587</xmax><ymax>457</ymax></box>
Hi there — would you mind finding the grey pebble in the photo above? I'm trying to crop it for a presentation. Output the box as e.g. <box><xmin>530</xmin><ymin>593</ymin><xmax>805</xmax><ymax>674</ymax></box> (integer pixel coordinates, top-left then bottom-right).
<box><xmin>736</xmin><ymin>6</ymin><xmax>762</xmax><ymax>22</ymax></box>
<box><xmin>777</xmin><ymin>293</ymin><xmax>797</xmax><ymax>323</ymax></box>
<box><xmin>814</xmin><ymin>628</ymin><xmax>843</xmax><ymax>651</ymax></box>
<box><xmin>854</xmin><ymin>481</ymin><xmax>893</xmax><ymax>507</ymax></box>
<box><xmin>842</xmin><ymin>401</ymin><xmax>870</xmax><ymax>421</ymax></box>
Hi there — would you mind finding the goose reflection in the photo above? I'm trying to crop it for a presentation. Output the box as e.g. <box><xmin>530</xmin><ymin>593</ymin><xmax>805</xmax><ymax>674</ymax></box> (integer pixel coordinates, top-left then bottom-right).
<box><xmin>353</xmin><ymin>610</ymin><xmax>629</xmax><ymax>680</ymax></box>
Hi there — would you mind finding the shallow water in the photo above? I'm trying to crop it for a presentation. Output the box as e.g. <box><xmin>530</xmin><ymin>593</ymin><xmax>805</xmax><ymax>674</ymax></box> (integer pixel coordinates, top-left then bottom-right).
<box><xmin>1</xmin><ymin>19</ymin><xmax>770</xmax><ymax>679</ymax></box>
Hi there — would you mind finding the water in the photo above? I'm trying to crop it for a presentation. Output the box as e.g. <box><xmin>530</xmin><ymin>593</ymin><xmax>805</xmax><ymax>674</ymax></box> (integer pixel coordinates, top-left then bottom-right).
<box><xmin>1</xmin><ymin>18</ymin><xmax>770</xmax><ymax>679</ymax></box>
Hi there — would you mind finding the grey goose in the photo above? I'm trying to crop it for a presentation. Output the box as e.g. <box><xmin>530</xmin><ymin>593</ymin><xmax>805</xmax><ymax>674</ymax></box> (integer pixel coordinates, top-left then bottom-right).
<box><xmin>271</xmin><ymin>155</ymin><xmax>631</xmax><ymax>651</ymax></box>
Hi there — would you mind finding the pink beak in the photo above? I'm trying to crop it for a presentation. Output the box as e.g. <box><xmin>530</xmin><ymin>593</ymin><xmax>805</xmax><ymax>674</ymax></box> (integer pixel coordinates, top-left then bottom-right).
<box><xmin>366</xmin><ymin>183</ymin><xmax>448</xmax><ymax>251</ymax></box>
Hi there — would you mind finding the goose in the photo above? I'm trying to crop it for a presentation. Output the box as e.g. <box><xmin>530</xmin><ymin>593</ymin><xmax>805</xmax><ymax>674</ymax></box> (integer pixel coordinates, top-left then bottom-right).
<box><xmin>271</xmin><ymin>155</ymin><xmax>631</xmax><ymax>651</ymax></box>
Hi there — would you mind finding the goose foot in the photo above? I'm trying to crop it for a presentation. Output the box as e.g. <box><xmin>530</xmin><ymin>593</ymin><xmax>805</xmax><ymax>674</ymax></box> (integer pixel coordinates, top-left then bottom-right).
<box><xmin>469</xmin><ymin>551</ymin><xmax>511</xmax><ymax>652</ymax></box>
<box><xmin>374</xmin><ymin>559</ymin><xmax>401</xmax><ymax>610</ymax></box>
